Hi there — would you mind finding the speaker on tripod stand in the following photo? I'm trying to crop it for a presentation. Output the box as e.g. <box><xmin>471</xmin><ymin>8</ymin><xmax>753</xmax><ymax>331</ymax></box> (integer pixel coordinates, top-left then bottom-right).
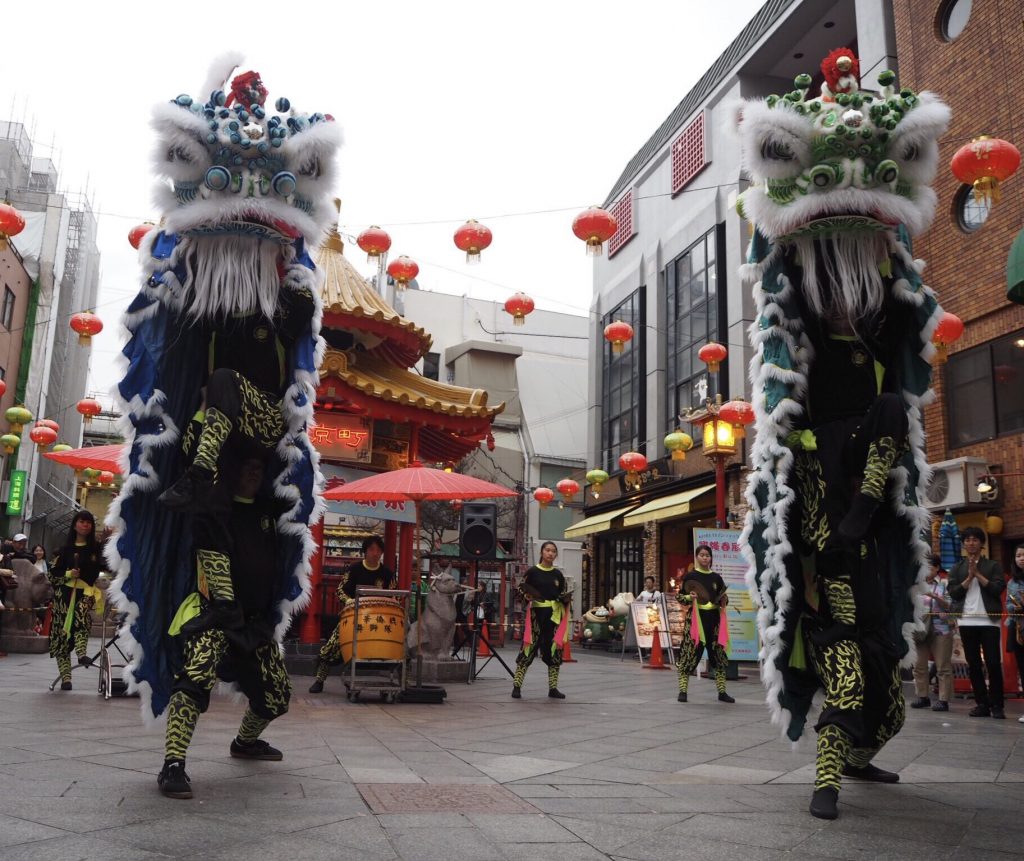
<box><xmin>459</xmin><ymin>503</ymin><xmax>497</xmax><ymax>560</ymax></box>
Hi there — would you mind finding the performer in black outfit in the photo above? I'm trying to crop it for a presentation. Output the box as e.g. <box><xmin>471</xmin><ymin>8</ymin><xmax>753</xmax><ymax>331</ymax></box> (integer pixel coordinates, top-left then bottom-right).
<box><xmin>674</xmin><ymin>545</ymin><xmax>734</xmax><ymax>703</ymax></box>
<box><xmin>512</xmin><ymin>541</ymin><xmax>571</xmax><ymax>700</ymax></box>
<box><xmin>159</xmin><ymin>281</ymin><xmax>316</xmax><ymax>511</ymax></box>
<box><xmin>159</xmin><ymin>455</ymin><xmax>292</xmax><ymax>799</ymax></box>
<box><xmin>309</xmin><ymin>535</ymin><xmax>395</xmax><ymax>693</ymax></box>
<box><xmin>48</xmin><ymin>511</ymin><xmax>104</xmax><ymax>690</ymax></box>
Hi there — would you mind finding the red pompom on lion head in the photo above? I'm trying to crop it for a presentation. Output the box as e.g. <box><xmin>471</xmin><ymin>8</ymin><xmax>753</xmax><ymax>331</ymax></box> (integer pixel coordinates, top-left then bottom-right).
<box><xmin>821</xmin><ymin>48</ymin><xmax>860</xmax><ymax>96</ymax></box>
<box><xmin>227</xmin><ymin>71</ymin><xmax>268</xmax><ymax>108</ymax></box>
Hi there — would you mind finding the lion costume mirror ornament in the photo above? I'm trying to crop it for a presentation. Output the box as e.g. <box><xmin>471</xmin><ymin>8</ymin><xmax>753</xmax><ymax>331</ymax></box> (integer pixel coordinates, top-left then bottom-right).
<box><xmin>106</xmin><ymin>54</ymin><xmax>341</xmax><ymax>720</ymax></box>
<box><xmin>736</xmin><ymin>48</ymin><xmax>950</xmax><ymax>820</ymax></box>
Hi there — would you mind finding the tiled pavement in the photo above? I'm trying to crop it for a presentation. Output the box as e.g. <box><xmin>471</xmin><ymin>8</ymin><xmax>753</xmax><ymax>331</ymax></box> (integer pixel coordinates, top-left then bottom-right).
<box><xmin>2</xmin><ymin>645</ymin><xmax>1023</xmax><ymax>860</ymax></box>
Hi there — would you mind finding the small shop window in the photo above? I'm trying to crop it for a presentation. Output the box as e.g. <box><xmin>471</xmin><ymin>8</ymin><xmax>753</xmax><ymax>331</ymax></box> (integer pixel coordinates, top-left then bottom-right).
<box><xmin>937</xmin><ymin>0</ymin><xmax>972</xmax><ymax>41</ymax></box>
<box><xmin>954</xmin><ymin>184</ymin><xmax>990</xmax><ymax>233</ymax></box>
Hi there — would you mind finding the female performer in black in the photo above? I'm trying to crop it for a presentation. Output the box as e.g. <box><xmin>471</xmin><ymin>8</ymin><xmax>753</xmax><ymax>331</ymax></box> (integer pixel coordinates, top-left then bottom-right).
<box><xmin>512</xmin><ymin>541</ymin><xmax>571</xmax><ymax>699</ymax></box>
<box><xmin>674</xmin><ymin>544</ymin><xmax>734</xmax><ymax>704</ymax></box>
<box><xmin>48</xmin><ymin>510</ymin><xmax>104</xmax><ymax>690</ymax></box>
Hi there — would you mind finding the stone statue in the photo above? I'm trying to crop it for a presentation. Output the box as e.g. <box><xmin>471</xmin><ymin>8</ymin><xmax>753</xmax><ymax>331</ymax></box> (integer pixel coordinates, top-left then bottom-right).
<box><xmin>406</xmin><ymin>570</ymin><xmax>467</xmax><ymax>660</ymax></box>
<box><xmin>0</xmin><ymin>558</ymin><xmax>52</xmax><ymax>653</ymax></box>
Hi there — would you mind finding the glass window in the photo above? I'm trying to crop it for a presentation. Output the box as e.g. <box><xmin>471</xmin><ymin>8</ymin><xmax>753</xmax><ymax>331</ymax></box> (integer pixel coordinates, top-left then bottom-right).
<box><xmin>946</xmin><ymin>330</ymin><xmax>1024</xmax><ymax>446</ymax></box>
<box><xmin>955</xmin><ymin>184</ymin><xmax>991</xmax><ymax>233</ymax></box>
<box><xmin>601</xmin><ymin>290</ymin><xmax>645</xmax><ymax>470</ymax></box>
<box><xmin>938</xmin><ymin>0</ymin><xmax>972</xmax><ymax>41</ymax></box>
<box><xmin>1</xmin><ymin>288</ymin><xmax>14</xmax><ymax>331</ymax></box>
<box><xmin>422</xmin><ymin>352</ymin><xmax>440</xmax><ymax>381</ymax></box>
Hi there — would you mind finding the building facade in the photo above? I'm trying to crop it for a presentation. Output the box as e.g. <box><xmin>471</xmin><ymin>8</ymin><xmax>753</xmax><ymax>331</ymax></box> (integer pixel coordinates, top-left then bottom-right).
<box><xmin>580</xmin><ymin>0</ymin><xmax>900</xmax><ymax>607</ymax></box>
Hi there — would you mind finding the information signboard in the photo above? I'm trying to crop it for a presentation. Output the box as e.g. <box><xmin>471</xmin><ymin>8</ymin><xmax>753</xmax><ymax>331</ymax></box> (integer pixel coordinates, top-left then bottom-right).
<box><xmin>6</xmin><ymin>469</ymin><xmax>26</xmax><ymax>516</ymax></box>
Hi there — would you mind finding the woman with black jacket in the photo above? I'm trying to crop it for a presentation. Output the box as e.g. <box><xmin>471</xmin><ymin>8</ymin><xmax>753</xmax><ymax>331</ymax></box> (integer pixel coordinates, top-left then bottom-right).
<box><xmin>48</xmin><ymin>510</ymin><xmax>104</xmax><ymax>690</ymax></box>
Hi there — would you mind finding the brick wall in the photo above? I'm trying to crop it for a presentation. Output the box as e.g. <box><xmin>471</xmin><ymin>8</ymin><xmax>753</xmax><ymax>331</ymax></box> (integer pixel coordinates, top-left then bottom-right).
<box><xmin>893</xmin><ymin>0</ymin><xmax>1024</xmax><ymax>553</ymax></box>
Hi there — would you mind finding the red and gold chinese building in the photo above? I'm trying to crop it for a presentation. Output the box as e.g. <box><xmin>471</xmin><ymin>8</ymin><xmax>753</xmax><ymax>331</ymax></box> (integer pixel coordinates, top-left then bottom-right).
<box><xmin>298</xmin><ymin>227</ymin><xmax>504</xmax><ymax>641</ymax></box>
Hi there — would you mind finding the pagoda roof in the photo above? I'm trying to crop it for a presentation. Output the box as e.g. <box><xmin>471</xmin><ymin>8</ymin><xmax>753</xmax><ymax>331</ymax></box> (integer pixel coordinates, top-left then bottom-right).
<box><xmin>316</xmin><ymin>229</ymin><xmax>432</xmax><ymax>367</ymax></box>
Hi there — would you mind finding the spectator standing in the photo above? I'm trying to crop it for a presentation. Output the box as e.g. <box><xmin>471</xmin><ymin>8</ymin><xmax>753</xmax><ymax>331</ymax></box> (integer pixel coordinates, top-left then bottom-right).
<box><xmin>910</xmin><ymin>555</ymin><xmax>954</xmax><ymax>711</ymax></box>
<box><xmin>948</xmin><ymin>527</ymin><xmax>1006</xmax><ymax>719</ymax></box>
<box><xmin>1005</xmin><ymin>543</ymin><xmax>1024</xmax><ymax>723</ymax></box>
<box><xmin>638</xmin><ymin>576</ymin><xmax>661</xmax><ymax>602</ymax></box>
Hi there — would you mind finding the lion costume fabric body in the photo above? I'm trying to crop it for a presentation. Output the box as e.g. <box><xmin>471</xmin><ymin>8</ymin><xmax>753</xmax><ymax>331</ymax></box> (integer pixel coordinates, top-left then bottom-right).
<box><xmin>106</xmin><ymin>55</ymin><xmax>341</xmax><ymax>720</ymax></box>
<box><xmin>735</xmin><ymin>50</ymin><xmax>950</xmax><ymax>815</ymax></box>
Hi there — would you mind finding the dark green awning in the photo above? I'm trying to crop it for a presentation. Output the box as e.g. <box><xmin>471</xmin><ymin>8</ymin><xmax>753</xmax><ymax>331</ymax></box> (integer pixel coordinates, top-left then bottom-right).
<box><xmin>1008</xmin><ymin>228</ymin><xmax>1024</xmax><ymax>305</ymax></box>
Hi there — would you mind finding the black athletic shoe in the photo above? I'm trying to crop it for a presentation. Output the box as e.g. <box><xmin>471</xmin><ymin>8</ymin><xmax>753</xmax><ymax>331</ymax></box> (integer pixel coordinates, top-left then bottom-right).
<box><xmin>909</xmin><ymin>696</ymin><xmax>931</xmax><ymax>709</ymax></box>
<box><xmin>510</xmin><ymin>686</ymin><xmax>521</xmax><ymax>699</ymax></box>
<box><xmin>677</xmin><ymin>691</ymin><xmax>688</xmax><ymax>703</ymax></box>
<box><xmin>991</xmin><ymin>707</ymin><xmax>1006</xmax><ymax>720</ymax></box>
<box><xmin>158</xmin><ymin>760</ymin><xmax>193</xmax><ymax>799</ymax></box>
<box><xmin>158</xmin><ymin>467</ymin><xmax>213</xmax><ymax>511</ymax></box>
<box><xmin>548</xmin><ymin>688</ymin><xmax>566</xmax><ymax>699</ymax></box>
<box><xmin>931</xmin><ymin>701</ymin><xmax>949</xmax><ymax>712</ymax></box>
<box><xmin>842</xmin><ymin>763</ymin><xmax>899</xmax><ymax>783</ymax></box>
<box><xmin>969</xmin><ymin>705</ymin><xmax>991</xmax><ymax>718</ymax></box>
<box><xmin>809</xmin><ymin>787</ymin><xmax>838</xmax><ymax>820</ymax></box>
<box><xmin>229</xmin><ymin>737</ymin><xmax>283</xmax><ymax>761</ymax></box>
<box><xmin>718</xmin><ymin>692</ymin><xmax>735</xmax><ymax>703</ymax></box>
<box><xmin>77</xmin><ymin>655</ymin><xmax>93</xmax><ymax>667</ymax></box>
<box><xmin>60</xmin><ymin>680</ymin><xmax>72</xmax><ymax>691</ymax></box>
<box><xmin>308</xmin><ymin>679</ymin><xmax>324</xmax><ymax>694</ymax></box>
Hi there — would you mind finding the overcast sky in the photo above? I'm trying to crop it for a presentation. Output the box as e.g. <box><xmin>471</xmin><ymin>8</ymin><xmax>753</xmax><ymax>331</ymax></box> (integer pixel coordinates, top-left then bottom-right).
<box><xmin>2</xmin><ymin>0</ymin><xmax>765</xmax><ymax>399</ymax></box>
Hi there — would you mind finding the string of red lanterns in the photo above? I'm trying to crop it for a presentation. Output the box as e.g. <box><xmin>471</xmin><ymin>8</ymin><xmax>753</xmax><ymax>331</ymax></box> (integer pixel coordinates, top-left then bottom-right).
<box><xmin>386</xmin><ymin>255</ymin><xmax>419</xmax><ymax>291</ymax></box>
<box><xmin>533</xmin><ymin>486</ymin><xmax>555</xmax><ymax>508</ymax></box>
<box><xmin>77</xmin><ymin>398</ymin><xmax>103</xmax><ymax>424</ymax></box>
<box><xmin>70</xmin><ymin>311</ymin><xmax>103</xmax><ymax>346</ymax></box>
<box><xmin>357</xmin><ymin>226</ymin><xmax>392</xmax><ymax>263</ymax></box>
<box><xmin>453</xmin><ymin>219</ymin><xmax>493</xmax><ymax>264</ymax></box>
<box><xmin>572</xmin><ymin>206</ymin><xmax>617</xmax><ymax>256</ymax></box>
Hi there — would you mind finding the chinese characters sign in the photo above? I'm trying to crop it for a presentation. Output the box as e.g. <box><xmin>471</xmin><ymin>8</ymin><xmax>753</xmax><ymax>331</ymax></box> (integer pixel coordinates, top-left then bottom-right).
<box><xmin>320</xmin><ymin>463</ymin><xmax>416</xmax><ymax>524</ymax></box>
<box><xmin>309</xmin><ymin>414</ymin><xmax>373</xmax><ymax>463</ymax></box>
<box><xmin>6</xmin><ymin>469</ymin><xmax>26</xmax><ymax>516</ymax></box>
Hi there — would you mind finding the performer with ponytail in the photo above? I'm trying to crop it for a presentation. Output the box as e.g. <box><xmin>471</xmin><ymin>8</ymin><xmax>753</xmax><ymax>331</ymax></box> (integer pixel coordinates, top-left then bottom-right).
<box><xmin>512</xmin><ymin>541</ymin><xmax>571</xmax><ymax>699</ymax></box>
<box><xmin>674</xmin><ymin>545</ymin><xmax>734</xmax><ymax>703</ymax></box>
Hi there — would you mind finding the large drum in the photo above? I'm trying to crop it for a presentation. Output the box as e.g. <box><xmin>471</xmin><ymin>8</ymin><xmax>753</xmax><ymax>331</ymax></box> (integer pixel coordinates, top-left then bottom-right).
<box><xmin>338</xmin><ymin>598</ymin><xmax>406</xmax><ymax>663</ymax></box>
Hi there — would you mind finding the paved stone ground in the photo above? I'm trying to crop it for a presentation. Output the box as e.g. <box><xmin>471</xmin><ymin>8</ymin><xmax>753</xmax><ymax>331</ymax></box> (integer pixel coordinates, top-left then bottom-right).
<box><xmin>2</xmin><ymin>644</ymin><xmax>1023</xmax><ymax>860</ymax></box>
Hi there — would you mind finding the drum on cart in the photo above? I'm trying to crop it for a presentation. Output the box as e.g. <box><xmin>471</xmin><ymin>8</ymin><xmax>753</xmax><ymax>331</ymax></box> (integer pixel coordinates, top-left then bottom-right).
<box><xmin>338</xmin><ymin>597</ymin><xmax>406</xmax><ymax>663</ymax></box>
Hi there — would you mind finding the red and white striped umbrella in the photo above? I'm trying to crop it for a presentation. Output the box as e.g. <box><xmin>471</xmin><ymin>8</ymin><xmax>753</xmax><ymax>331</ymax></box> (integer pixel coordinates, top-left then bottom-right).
<box><xmin>322</xmin><ymin>461</ymin><xmax>517</xmax><ymax>503</ymax></box>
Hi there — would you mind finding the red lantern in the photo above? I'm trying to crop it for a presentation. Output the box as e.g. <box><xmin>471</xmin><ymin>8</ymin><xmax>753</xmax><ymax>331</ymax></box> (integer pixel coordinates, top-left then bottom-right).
<box><xmin>0</xmin><ymin>379</ymin><xmax>5</xmax><ymax>398</ymax></box>
<box><xmin>29</xmin><ymin>425</ymin><xmax>58</xmax><ymax>451</ymax></box>
<box><xmin>556</xmin><ymin>478</ymin><xmax>580</xmax><ymax>504</ymax></box>
<box><xmin>698</xmin><ymin>342</ymin><xmax>728</xmax><ymax>373</ymax></box>
<box><xmin>451</xmin><ymin>498</ymin><xmax>463</xmax><ymax>513</ymax></box>
<box><xmin>77</xmin><ymin>398</ymin><xmax>103</xmax><ymax>424</ymax></box>
<box><xmin>950</xmin><ymin>136</ymin><xmax>1021</xmax><ymax>205</ymax></box>
<box><xmin>387</xmin><ymin>255</ymin><xmax>419</xmax><ymax>291</ymax></box>
<box><xmin>603</xmin><ymin>320</ymin><xmax>634</xmax><ymax>354</ymax></box>
<box><xmin>453</xmin><ymin>219</ymin><xmax>492</xmax><ymax>264</ymax></box>
<box><xmin>98</xmin><ymin>470</ymin><xmax>115</xmax><ymax>485</ymax></box>
<box><xmin>572</xmin><ymin>206</ymin><xmax>617</xmax><ymax>256</ymax></box>
<box><xmin>932</xmin><ymin>311</ymin><xmax>964</xmax><ymax>364</ymax></box>
<box><xmin>128</xmin><ymin>223</ymin><xmax>155</xmax><ymax>250</ymax></box>
<box><xmin>618</xmin><ymin>452</ymin><xmax>648</xmax><ymax>474</ymax></box>
<box><xmin>35</xmin><ymin>418</ymin><xmax>60</xmax><ymax>434</ymax></box>
<box><xmin>70</xmin><ymin>311</ymin><xmax>104</xmax><ymax>346</ymax></box>
<box><xmin>719</xmin><ymin>398</ymin><xmax>755</xmax><ymax>440</ymax></box>
<box><xmin>357</xmin><ymin>226</ymin><xmax>392</xmax><ymax>263</ymax></box>
<box><xmin>0</xmin><ymin>202</ymin><xmax>26</xmax><ymax>249</ymax></box>
<box><xmin>504</xmin><ymin>293</ymin><xmax>535</xmax><ymax>327</ymax></box>
<box><xmin>533</xmin><ymin>486</ymin><xmax>555</xmax><ymax>508</ymax></box>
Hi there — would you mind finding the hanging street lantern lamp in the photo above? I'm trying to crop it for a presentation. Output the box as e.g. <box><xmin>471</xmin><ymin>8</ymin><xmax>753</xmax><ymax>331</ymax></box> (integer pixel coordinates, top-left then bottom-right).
<box><xmin>556</xmin><ymin>478</ymin><xmax>580</xmax><ymax>508</ymax></box>
<box><xmin>70</xmin><ymin>311</ymin><xmax>104</xmax><ymax>346</ymax></box>
<box><xmin>932</xmin><ymin>311</ymin><xmax>965</xmax><ymax>364</ymax></box>
<box><xmin>719</xmin><ymin>398</ymin><xmax>755</xmax><ymax>440</ymax></box>
<box><xmin>453</xmin><ymin>219</ymin><xmax>492</xmax><ymax>264</ymax></box>
<box><xmin>619</xmin><ymin>451</ymin><xmax>647</xmax><ymax>490</ymax></box>
<box><xmin>387</xmin><ymin>255</ymin><xmax>419</xmax><ymax>290</ymax></box>
<box><xmin>357</xmin><ymin>226</ymin><xmax>392</xmax><ymax>263</ymax></box>
<box><xmin>504</xmin><ymin>292</ymin><xmax>535</xmax><ymax>326</ymax></box>
<box><xmin>697</xmin><ymin>342</ymin><xmax>728</xmax><ymax>374</ymax></box>
<box><xmin>98</xmin><ymin>470</ymin><xmax>116</xmax><ymax>485</ymax></box>
<box><xmin>5</xmin><ymin>405</ymin><xmax>32</xmax><ymax>434</ymax></box>
<box><xmin>533</xmin><ymin>486</ymin><xmax>555</xmax><ymax>508</ymax></box>
<box><xmin>0</xmin><ymin>202</ymin><xmax>26</xmax><ymax>251</ymax></box>
<box><xmin>0</xmin><ymin>379</ymin><xmax>6</xmax><ymax>399</ymax></box>
<box><xmin>603</xmin><ymin>320</ymin><xmax>634</xmax><ymax>354</ymax></box>
<box><xmin>1</xmin><ymin>433</ymin><xmax>20</xmax><ymax>455</ymax></box>
<box><xmin>572</xmin><ymin>206</ymin><xmax>617</xmax><ymax>256</ymax></box>
<box><xmin>29</xmin><ymin>425</ymin><xmax>58</xmax><ymax>451</ymax></box>
<box><xmin>77</xmin><ymin>398</ymin><xmax>103</xmax><ymax>424</ymax></box>
<box><xmin>585</xmin><ymin>468</ymin><xmax>609</xmax><ymax>498</ymax></box>
<box><xmin>950</xmin><ymin>135</ymin><xmax>1021</xmax><ymax>206</ymax></box>
<box><xmin>52</xmin><ymin>443</ymin><xmax>72</xmax><ymax>454</ymax></box>
<box><xmin>664</xmin><ymin>430</ymin><xmax>694</xmax><ymax>461</ymax></box>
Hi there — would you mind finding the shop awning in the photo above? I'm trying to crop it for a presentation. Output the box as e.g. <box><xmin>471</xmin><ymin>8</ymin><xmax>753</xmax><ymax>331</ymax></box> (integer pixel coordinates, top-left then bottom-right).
<box><xmin>564</xmin><ymin>503</ymin><xmax>637</xmax><ymax>540</ymax></box>
<box><xmin>622</xmin><ymin>484</ymin><xmax>716</xmax><ymax>527</ymax></box>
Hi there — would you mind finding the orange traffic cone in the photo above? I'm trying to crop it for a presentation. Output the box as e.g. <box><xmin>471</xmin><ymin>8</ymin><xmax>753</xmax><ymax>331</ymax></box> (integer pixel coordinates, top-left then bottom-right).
<box><xmin>644</xmin><ymin>626</ymin><xmax>669</xmax><ymax>669</ymax></box>
<box><xmin>476</xmin><ymin>624</ymin><xmax>492</xmax><ymax>657</ymax></box>
<box><xmin>561</xmin><ymin>637</ymin><xmax>577</xmax><ymax>663</ymax></box>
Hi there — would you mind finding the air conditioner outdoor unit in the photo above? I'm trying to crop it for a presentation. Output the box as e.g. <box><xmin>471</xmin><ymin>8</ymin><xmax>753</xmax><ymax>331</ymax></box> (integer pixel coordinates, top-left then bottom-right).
<box><xmin>923</xmin><ymin>457</ymin><xmax>994</xmax><ymax>512</ymax></box>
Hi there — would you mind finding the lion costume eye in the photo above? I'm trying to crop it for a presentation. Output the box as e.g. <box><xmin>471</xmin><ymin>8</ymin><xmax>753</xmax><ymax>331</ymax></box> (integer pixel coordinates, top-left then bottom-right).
<box><xmin>900</xmin><ymin>142</ymin><xmax>919</xmax><ymax>161</ymax></box>
<box><xmin>760</xmin><ymin>139</ymin><xmax>795</xmax><ymax>161</ymax></box>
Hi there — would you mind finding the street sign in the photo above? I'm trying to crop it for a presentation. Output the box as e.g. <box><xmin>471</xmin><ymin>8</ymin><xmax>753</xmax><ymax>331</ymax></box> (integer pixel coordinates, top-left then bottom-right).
<box><xmin>7</xmin><ymin>469</ymin><xmax>26</xmax><ymax>515</ymax></box>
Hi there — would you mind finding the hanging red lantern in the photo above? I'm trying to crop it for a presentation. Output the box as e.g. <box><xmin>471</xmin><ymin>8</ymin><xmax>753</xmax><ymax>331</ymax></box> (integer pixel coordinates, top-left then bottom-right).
<box><xmin>35</xmin><ymin>418</ymin><xmax>60</xmax><ymax>434</ymax></box>
<box><xmin>533</xmin><ymin>486</ymin><xmax>555</xmax><ymax>508</ymax></box>
<box><xmin>356</xmin><ymin>226</ymin><xmax>392</xmax><ymax>263</ymax></box>
<box><xmin>619</xmin><ymin>452</ymin><xmax>648</xmax><ymax>474</ymax></box>
<box><xmin>77</xmin><ymin>398</ymin><xmax>103</xmax><ymax>424</ymax></box>
<box><xmin>950</xmin><ymin>136</ymin><xmax>1021</xmax><ymax>205</ymax></box>
<box><xmin>556</xmin><ymin>478</ymin><xmax>580</xmax><ymax>504</ymax></box>
<box><xmin>128</xmin><ymin>222</ymin><xmax>156</xmax><ymax>249</ymax></box>
<box><xmin>603</xmin><ymin>320</ymin><xmax>634</xmax><ymax>354</ymax></box>
<box><xmin>572</xmin><ymin>206</ymin><xmax>617</xmax><ymax>256</ymax></box>
<box><xmin>698</xmin><ymin>342</ymin><xmax>728</xmax><ymax>373</ymax></box>
<box><xmin>386</xmin><ymin>255</ymin><xmax>419</xmax><ymax>291</ymax></box>
<box><xmin>98</xmin><ymin>470</ymin><xmax>115</xmax><ymax>485</ymax></box>
<box><xmin>503</xmin><ymin>292</ymin><xmax>535</xmax><ymax>327</ymax></box>
<box><xmin>29</xmin><ymin>425</ymin><xmax>58</xmax><ymax>451</ymax></box>
<box><xmin>70</xmin><ymin>311</ymin><xmax>104</xmax><ymax>346</ymax></box>
<box><xmin>451</xmin><ymin>498</ymin><xmax>463</xmax><ymax>512</ymax></box>
<box><xmin>932</xmin><ymin>311</ymin><xmax>964</xmax><ymax>364</ymax></box>
<box><xmin>453</xmin><ymin>219</ymin><xmax>493</xmax><ymax>264</ymax></box>
<box><xmin>719</xmin><ymin>398</ymin><xmax>755</xmax><ymax>439</ymax></box>
<box><xmin>0</xmin><ymin>379</ymin><xmax>6</xmax><ymax>399</ymax></box>
<box><xmin>0</xmin><ymin>202</ymin><xmax>26</xmax><ymax>249</ymax></box>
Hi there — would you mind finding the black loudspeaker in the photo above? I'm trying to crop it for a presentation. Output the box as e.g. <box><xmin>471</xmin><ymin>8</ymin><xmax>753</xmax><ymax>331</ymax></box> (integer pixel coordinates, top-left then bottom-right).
<box><xmin>459</xmin><ymin>502</ymin><xmax>497</xmax><ymax>560</ymax></box>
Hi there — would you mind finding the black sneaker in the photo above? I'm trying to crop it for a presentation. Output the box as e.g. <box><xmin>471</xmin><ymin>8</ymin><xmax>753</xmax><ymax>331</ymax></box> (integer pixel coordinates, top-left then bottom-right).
<box><xmin>511</xmin><ymin>686</ymin><xmax>521</xmax><ymax>699</ymax></box>
<box><xmin>991</xmin><ymin>707</ymin><xmax>1006</xmax><ymax>720</ymax></box>
<box><xmin>931</xmin><ymin>701</ymin><xmax>949</xmax><ymax>712</ymax></box>
<box><xmin>60</xmin><ymin>680</ymin><xmax>72</xmax><ymax>691</ymax></box>
<box><xmin>158</xmin><ymin>467</ymin><xmax>213</xmax><ymax>511</ymax></box>
<box><xmin>718</xmin><ymin>692</ymin><xmax>735</xmax><ymax>703</ymax></box>
<box><xmin>308</xmin><ymin>679</ymin><xmax>324</xmax><ymax>694</ymax></box>
<box><xmin>158</xmin><ymin>760</ymin><xmax>193</xmax><ymax>799</ymax></box>
<box><xmin>809</xmin><ymin>787</ymin><xmax>838</xmax><ymax>820</ymax></box>
<box><xmin>677</xmin><ymin>691</ymin><xmax>688</xmax><ymax>703</ymax></box>
<box><xmin>78</xmin><ymin>655</ymin><xmax>93</xmax><ymax>667</ymax></box>
<box><xmin>909</xmin><ymin>696</ymin><xmax>931</xmax><ymax>709</ymax></box>
<box><xmin>842</xmin><ymin>763</ymin><xmax>899</xmax><ymax>783</ymax></box>
<box><xmin>969</xmin><ymin>705</ymin><xmax>991</xmax><ymax>718</ymax></box>
<box><xmin>548</xmin><ymin>688</ymin><xmax>566</xmax><ymax>699</ymax></box>
<box><xmin>229</xmin><ymin>737</ymin><xmax>283</xmax><ymax>761</ymax></box>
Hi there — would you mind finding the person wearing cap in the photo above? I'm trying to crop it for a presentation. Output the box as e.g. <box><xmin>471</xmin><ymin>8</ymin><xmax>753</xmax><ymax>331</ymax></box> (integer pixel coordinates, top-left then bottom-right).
<box><xmin>47</xmin><ymin>512</ymin><xmax>105</xmax><ymax>690</ymax></box>
<box><xmin>2</xmin><ymin>533</ymin><xmax>35</xmax><ymax>567</ymax></box>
